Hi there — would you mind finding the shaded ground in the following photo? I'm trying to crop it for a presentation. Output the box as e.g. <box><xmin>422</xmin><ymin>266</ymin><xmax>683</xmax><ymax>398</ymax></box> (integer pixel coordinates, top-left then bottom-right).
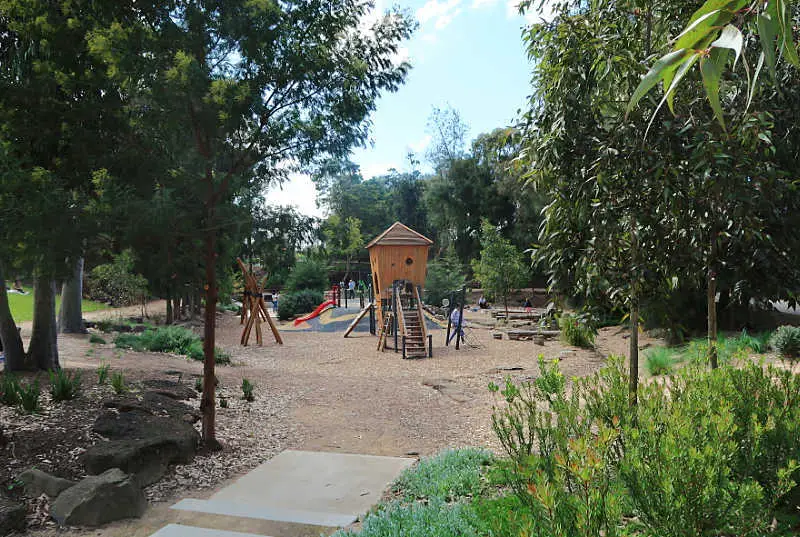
<box><xmin>3</xmin><ymin>302</ymin><xmax>658</xmax><ymax>535</ymax></box>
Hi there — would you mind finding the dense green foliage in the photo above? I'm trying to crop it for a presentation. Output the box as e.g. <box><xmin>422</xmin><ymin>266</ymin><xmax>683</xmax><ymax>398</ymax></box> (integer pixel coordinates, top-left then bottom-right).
<box><xmin>558</xmin><ymin>313</ymin><xmax>596</xmax><ymax>349</ymax></box>
<box><xmin>285</xmin><ymin>258</ymin><xmax>330</xmax><ymax>293</ymax></box>
<box><xmin>277</xmin><ymin>290</ymin><xmax>326</xmax><ymax>321</ymax></box>
<box><xmin>491</xmin><ymin>356</ymin><xmax>800</xmax><ymax>537</ymax></box>
<box><xmin>471</xmin><ymin>220</ymin><xmax>529</xmax><ymax>315</ymax></box>
<box><xmin>85</xmin><ymin>250</ymin><xmax>149</xmax><ymax>307</ymax></box>
<box><xmin>770</xmin><ymin>325</ymin><xmax>800</xmax><ymax>359</ymax></box>
<box><xmin>114</xmin><ymin>326</ymin><xmax>230</xmax><ymax>364</ymax></box>
<box><xmin>423</xmin><ymin>256</ymin><xmax>467</xmax><ymax>307</ymax></box>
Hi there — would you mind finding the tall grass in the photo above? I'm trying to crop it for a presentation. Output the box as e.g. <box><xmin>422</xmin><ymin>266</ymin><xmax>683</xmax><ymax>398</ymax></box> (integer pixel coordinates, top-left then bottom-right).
<box><xmin>645</xmin><ymin>347</ymin><xmax>675</xmax><ymax>376</ymax></box>
<box><xmin>114</xmin><ymin>326</ymin><xmax>230</xmax><ymax>364</ymax></box>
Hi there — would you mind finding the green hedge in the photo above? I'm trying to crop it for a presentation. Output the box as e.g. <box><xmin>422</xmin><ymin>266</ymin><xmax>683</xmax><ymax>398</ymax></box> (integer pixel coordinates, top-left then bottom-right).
<box><xmin>277</xmin><ymin>289</ymin><xmax>325</xmax><ymax>321</ymax></box>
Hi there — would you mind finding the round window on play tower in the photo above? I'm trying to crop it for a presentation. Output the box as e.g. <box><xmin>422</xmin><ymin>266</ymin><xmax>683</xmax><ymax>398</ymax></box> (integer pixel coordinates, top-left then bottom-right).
<box><xmin>405</xmin><ymin>257</ymin><xmax>414</xmax><ymax>266</ymax></box>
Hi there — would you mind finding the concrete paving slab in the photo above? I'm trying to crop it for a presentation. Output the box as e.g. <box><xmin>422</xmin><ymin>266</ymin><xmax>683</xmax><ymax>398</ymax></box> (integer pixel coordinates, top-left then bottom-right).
<box><xmin>171</xmin><ymin>499</ymin><xmax>355</xmax><ymax>527</ymax></box>
<box><xmin>149</xmin><ymin>524</ymin><xmax>271</xmax><ymax>537</ymax></box>
<box><xmin>171</xmin><ymin>450</ymin><xmax>415</xmax><ymax>527</ymax></box>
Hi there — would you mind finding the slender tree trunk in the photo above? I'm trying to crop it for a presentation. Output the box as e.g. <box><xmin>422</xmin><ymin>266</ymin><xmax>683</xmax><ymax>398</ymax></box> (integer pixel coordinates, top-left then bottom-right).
<box><xmin>201</xmin><ymin>211</ymin><xmax>220</xmax><ymax>449</ymax></box>
<box><xmin>629</xmin><ymin>296</ymin><xmax>639</xmax><ymax>406</ymax></box>
<box><xmin>0</xmin><ymin>264</ymin><xmax>28</xmax><ymax>371</ymax></box>
<box><xmin>629</xmin><ymin>217</ymin><xmax>639</xmax><ymax>405</ymax></box>
<box><xmin>58</xmin><ymin>257</ymin><xmax>86</xmax><ymax>333</ymax></box>
<box><xmin>504</xmin><ymin>295</ymin><xmax>509</xmax><ymax>320</ymax></box>
<box><xmin>707</xmin><ymin>269</ymin><xmax>718</xmax><ymax>369</ymax></box>
<box><xmin>28</xmin><ymin>274</ymin><xmax>60</xmax><ymax>370</ymax></box>
<box><xmin>166</xmin><ymin>288</ymin><xmax>174</xmax><ymax>325</ymax></box>
<box><xmin>173</xmin><ymin>296</ymin><xmax>181</xmax><ymax>322</ymax></box>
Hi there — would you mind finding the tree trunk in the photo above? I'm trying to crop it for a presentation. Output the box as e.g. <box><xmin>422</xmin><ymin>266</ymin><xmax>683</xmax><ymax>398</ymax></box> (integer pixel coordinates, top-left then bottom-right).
<box><xmin>58</xmin><ymin>257</ymin><xmax>86</xmax><ymax>334</ymax></box>
<box><xmin>707</xmin><ymin>269</ymin><xmax>718</xmax><ymax>369</ymax></box>
<box><xmin>28</xmin><ymin>274</ymin><xmax>60</xmax><ymax>370</ymax></box>
<box><xmin>504</xmin><ymin>295</ymin><xmax>509</xmax><ymax>320</ymax></box>
<box><xmin>166</xmin><ymin>288</ymin><xmax>174</xmax><ymax>325</ymax></box>
<box><xmin>0</xmin><ymin>265</ymin><xmax>28</xmax><ymax>371</ymax></box>
<box><xmin>201</xmin><ymin>223</ymin><xmax>220</xmax><ymax>449</ymax></box>
<box><xmin>173</xmin><ymin>296</ymin><xmax>181</xmax><ymax>321</ymax></box>
<box><xmin>629</xmin><ymin>296</ymin><xmax>639</xmax><ymax>406</ymax></box>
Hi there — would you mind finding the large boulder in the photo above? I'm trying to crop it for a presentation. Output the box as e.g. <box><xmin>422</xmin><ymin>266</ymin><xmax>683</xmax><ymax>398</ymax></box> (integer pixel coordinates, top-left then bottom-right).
<box><xmin>141</xmin><ymin>379</ymin><xmax>197</xmax><ymax>400</ymax></box>
<box><xmin>83</xmin><ymin>410</ymin><xmax>199</xmax><ymax>485</ymax></box>
<box><xmin>18</xmin><ymin>468</ymin><xmax>75</xmax><ymax>498</ymax></box>
<box><xmin>0</xmin><ymin>496</ymin><xmax>26</xmax><ymax>535</ymax></box>
<box><xmin>50</xmin><ymin>469</ymin><xmax>145</xmax><ymax>527</ymax></box>
<box><xmin>102</xmin><ymin>391</ymin><xmax>200</xmax><ymax>424</ymax></box>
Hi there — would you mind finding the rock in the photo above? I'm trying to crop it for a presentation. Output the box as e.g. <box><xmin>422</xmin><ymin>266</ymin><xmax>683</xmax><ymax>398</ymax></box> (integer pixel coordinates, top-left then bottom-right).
<box><xmin>18</xmin><ymin>468</ymin><xmax>76</xmax><ymax>498</ymax></box>
<box><xmin>102</xmin><ymin>392</ymin><xmax>199</xmax><ymax>424</ymax></box>
<box><xmin>83</xmin><ymin>410</ymin><xmax>199</xmax><ymax>485</ymax></box>
<box><xmin>51</xmin><ymin>469</ymin><xmax>145</xmax><ymax>527</ymax></box>
<box><xmin>141</xmin><ymin>379</ymin><xmax>197</xmax><ymax>400</ymax></box>
<box><xmin>0</xmin><ymin>496</ymin><xmax>26</xmax><ymax>535</ymax></box>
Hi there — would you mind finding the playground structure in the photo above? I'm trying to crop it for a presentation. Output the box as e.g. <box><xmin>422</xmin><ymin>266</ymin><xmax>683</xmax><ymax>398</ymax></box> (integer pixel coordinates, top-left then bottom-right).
<box><xmin>365</xmin><ymin>222</ymin><xmax>434</xmax><ymax>358</ymax></box>
<box><xmin>237</xmin><ymin>258</ymin><xmax>282</xmax><ymax>346</ymax></box>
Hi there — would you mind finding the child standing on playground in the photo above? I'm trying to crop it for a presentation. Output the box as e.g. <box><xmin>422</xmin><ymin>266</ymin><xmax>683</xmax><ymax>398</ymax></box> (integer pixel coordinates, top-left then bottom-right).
<box><xmin>448</xmin><ymin>307</ymin><xmax>465</xmax><ymax>344</ymax></box>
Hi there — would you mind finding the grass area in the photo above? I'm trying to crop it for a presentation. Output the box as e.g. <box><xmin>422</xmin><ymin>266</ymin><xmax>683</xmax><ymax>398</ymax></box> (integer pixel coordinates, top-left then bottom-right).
<box><xmin>7</xmin><ymin>286</ymin><xmax>107</xmax><ymax>323</ymax></box>
<box><xmin>114</xmin><ymin>325</ymin><xmax>230</xmax><ymax>364</ymax></box>
<box><xmin>646</xmin><ymin>329</ymin><xmax>774</xmax><ymax>376</ymax></box>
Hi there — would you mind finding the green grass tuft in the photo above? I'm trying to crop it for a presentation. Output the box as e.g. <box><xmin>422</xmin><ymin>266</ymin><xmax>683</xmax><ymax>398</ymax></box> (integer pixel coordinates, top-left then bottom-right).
<box><xmin>645</xmin><ymin>347</ymin><xmax>675</xmax><ymax>376</ymax></box>
<box><xmin>89</xmin><ymin>333</ymin><xmax>107</xmax><ymax>345</ymax></box>
<box><xmin>114</xmin><ymin>326</ymin><xmax>230</xmax><ymax>364</ymax></box>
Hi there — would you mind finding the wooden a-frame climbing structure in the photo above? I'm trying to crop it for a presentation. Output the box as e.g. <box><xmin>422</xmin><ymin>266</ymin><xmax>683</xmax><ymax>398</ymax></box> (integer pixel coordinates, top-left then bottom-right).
<box><xmin>237</xmin><ymin>258</ymin><xmax>282</xmax><ymax>346</ymax></box>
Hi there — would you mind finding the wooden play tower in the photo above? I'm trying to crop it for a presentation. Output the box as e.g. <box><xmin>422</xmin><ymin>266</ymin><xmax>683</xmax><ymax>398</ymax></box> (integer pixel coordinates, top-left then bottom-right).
<box><xmin>367</xmin><ymin>222</ymin><xmax>433</xmax><ymax>358</ymax></box>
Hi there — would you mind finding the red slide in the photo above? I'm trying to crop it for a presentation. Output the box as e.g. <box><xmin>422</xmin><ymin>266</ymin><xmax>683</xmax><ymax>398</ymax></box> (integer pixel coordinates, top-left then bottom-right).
<box><xmin>293</xmin><ymin>300</ymin><xmax>336</xmax><ymax>326</ymax></box>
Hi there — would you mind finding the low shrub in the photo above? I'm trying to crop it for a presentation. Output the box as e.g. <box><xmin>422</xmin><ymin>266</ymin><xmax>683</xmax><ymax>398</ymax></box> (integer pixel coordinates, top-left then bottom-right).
<box><xmin>115</xmin><ymin>326</ymin><xmax>229</xmax><ymax>364</ymax></box>
<box><xmin>0</xmin><ymin>374</ymin><xmax>21</xmax><ymax>406</ymax></box>
<box><xmin>771</xmin><ymin>325</ymin><xmax>800</xmax><ymax>359</ymax></box>
<box><xmin>241</xmin><ymin>378</ymin><xmax>255</xmax><ymax>401</ymax></box>
<box><xmin>392</xmin><ymin>448</ymin><xmax>493</xmax><ymax>502</ymax></box>
<box><xmin>219</xmin><ymin>395</ymin><xmax>229</xmax><ymax>408</ymax></box>
<box><xmin>97</xmin><ymin>362</ymin><xmax>110</xmax><ymax>385</ymax></box>
<box><xmin>111</xmin><ymin>372</ymin><xmax>126</xmax><ymax>394</ymax></box>
<box><xmin>89</xmin><ymin>333</ymin><xmax>106</xmax><ymax>344</ymax></box>
<box><xmin>645</xmin><ymin>346</ymin><xmax>675</xmax><ymax>375</ymax></box>
<box><xmin>85</xmin><ymin>249</ymin><xmax>148</xmax><ymax>306</ymax></box>
<box><xmin>332</xmin><ymin>500</ymin><xmax>481</xmax><ymax>537</ymax></box>
<box><xmin>277</xmin><ymin>289</ymin><xmax>325</xmax><ymax>321</ymax></box>
<box><xmin>49</xmin><ymin>369</ymin><xmax>81</xmax><ymax>402</ymax></box>
<box><xmin>195</xmin><ymin>376</ymin><xmax>203</xmax><ymax>392</ymax></box>
<box><xmin>18</xmin><ymin>380</ymin><xmax>41</xmax><ymax>413</ymax></box>
<box><xmin>558</xmin><ymin>313</ymin><xmax>595</xmax><ymax>348</ymax></box>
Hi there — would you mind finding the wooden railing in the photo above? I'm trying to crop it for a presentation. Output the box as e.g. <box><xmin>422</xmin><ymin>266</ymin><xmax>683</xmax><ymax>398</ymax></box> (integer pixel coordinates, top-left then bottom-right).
<box><xmin>394</xmin><ymin>285</ymin><xmax>406</xmax><ymax>339</ymax></box>
<box><xmin>414</xmin><ymin>285</ymin><xmax>428</xmax><ymax>346</ymax></box>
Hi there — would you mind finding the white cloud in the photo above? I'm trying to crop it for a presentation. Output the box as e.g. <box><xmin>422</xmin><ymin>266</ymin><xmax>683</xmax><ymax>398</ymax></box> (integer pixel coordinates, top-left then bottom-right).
<box><xmin>360</xmin><ymin>162</ymin><xmax>399</xmax><ymax>179</ymax></box>
<box><xmin>409</xmin><ymin>134</ymin><xmax>432</xmax><ymax>154</ymax></box>
<box><xmin>420</xmin><ymin>32</ymin><xmax>438</xmax><ymax>44</ymax></box>
<box><xmin>417</xmin><ymin>0</ymin><xmax>462</xmax><ymax>30</ymax></box>
<box><xmin>263</xmin><ymin>173</ymin><xmax>324</xmax><ymax>218</ymax></box>
<box><xmin>393</xmin><ymin>46</ymin><xmax>411</xmax><ymax>66</ymax></box>
<box><xmin>472</xmin><ymin>0</ymin><xmax>498</xmax><ymax>9</ymax></box>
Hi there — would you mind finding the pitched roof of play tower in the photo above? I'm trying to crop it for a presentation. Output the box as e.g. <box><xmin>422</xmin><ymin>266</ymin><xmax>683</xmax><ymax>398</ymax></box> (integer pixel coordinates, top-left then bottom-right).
<box><xmin>365</xmin><ymin>222</ymin><xmax>434</xmax><ymax>248</ymax></box>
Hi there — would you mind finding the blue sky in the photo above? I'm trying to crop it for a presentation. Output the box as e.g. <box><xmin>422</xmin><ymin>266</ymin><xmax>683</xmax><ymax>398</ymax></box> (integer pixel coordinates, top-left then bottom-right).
<box><xmin>266</xmin><ymin>0</ymin><xmax>552</xmax><ymax>216</ymax></box>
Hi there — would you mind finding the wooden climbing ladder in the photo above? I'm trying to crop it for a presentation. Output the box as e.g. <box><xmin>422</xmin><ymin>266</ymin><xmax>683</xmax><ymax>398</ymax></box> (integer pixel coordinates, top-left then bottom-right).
<box><xmin>377</xmin><ymin>311</ymin><xmax>393</xmax><ymax>352</ymax></box>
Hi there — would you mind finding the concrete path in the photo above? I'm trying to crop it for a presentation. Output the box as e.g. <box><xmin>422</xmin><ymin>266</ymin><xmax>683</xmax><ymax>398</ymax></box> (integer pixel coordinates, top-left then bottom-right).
<box><xmin>157</xmin><ymin>450</ymin><xmax>415</xmax><ymax>537</ymax></box>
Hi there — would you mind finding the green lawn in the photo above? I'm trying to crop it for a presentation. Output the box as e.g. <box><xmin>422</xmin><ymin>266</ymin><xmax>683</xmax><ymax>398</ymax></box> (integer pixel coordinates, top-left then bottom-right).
<box><xmin>7</xmin><ymin>286</ymin><xmax>107</xmax><ymax>323</ymax></box>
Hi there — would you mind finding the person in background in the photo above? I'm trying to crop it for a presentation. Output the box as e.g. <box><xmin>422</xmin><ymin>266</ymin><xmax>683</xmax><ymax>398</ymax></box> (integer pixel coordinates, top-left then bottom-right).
<box><xmin>348</xmin><ymin>279</ymin><xmax>356</xmax><ymax>299</ymax></box>
<box><xmin>272</xmin><ymin>290</ymin><xmax>279</xmax><ymax>311</ymax></box>
<box><xmin>448</xmin><ymin>307</ymin><xmax>465</xmax><ymax>344</ymax></box>
<box><xmin>478</xmin><ymin>295</ymin><xmax>488</xmax><ymax>309</ymax></box>
<box><xmin>523</xmin><ymin>297</ymin><xmax>532</xmax><ymax>312</ymax></box>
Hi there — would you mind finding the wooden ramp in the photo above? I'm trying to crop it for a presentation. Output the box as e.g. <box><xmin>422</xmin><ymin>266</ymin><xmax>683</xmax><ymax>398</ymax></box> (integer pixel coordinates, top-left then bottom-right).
<box><xmin>343</xmin><ymin>302</ymin><xmax>373</xmax><ymax>338</ymax></box>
